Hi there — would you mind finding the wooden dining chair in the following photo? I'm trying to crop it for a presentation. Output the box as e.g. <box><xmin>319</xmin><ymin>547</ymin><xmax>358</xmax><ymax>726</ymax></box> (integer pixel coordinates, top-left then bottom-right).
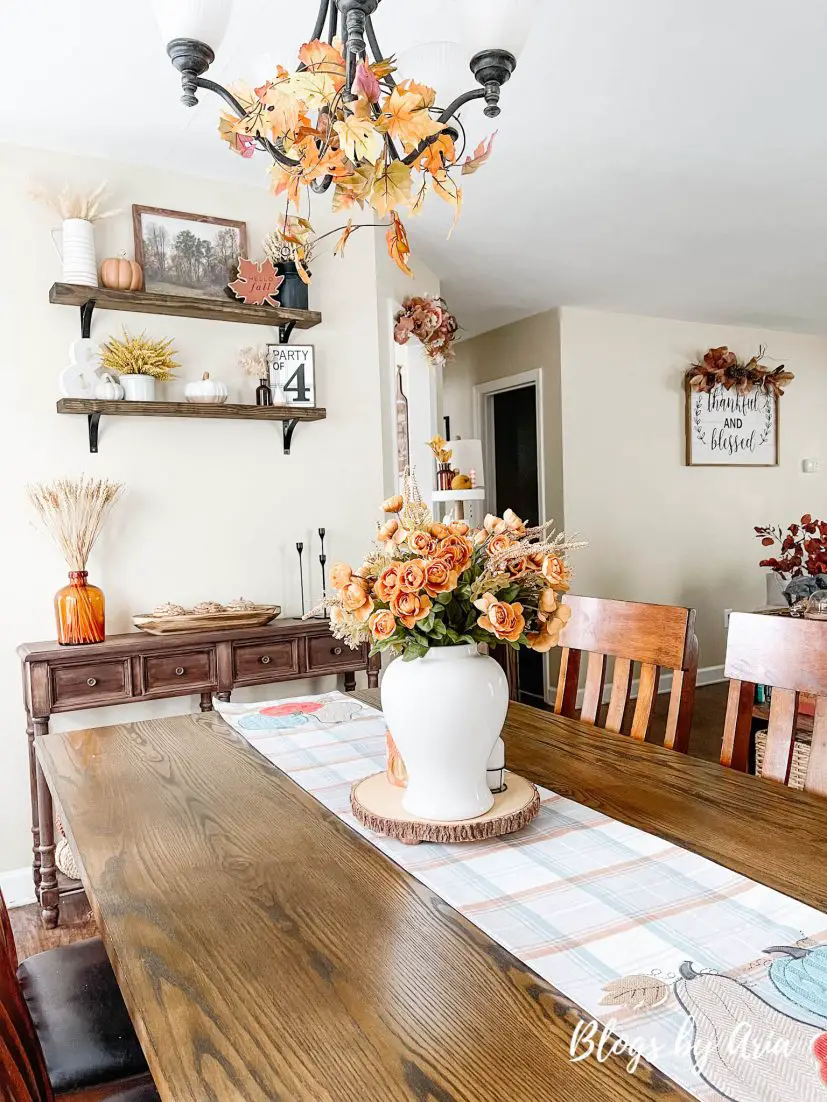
<box><xmin>555</xmin><ymin>595</ymin><xmax>699</xmax><ymax>752</ymax></box>
<box><xmin>721</xmin><ymin>612</ymin><xmax>827</xmax><ymax>795</ymax></box>
<box><xmin>0</xmin><ymin>888</ymin><xmax>157</xmax><ymax>1101</ymax></box>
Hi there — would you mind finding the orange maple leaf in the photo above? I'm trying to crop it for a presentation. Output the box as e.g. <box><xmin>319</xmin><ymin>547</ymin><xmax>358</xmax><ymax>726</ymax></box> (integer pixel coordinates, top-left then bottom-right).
<box><xmin>375</xmin><ymin>87</ymin><xmax>442</xmax><ymax>150</ymax></box>
<box><xmin>228</xmin><ymin>258</ymin><xmax>284</xmax><ymax>307</ymax></box>
<box><xmin>386</xmin><ymin>211</ymin><xmax>412</xmax><ymax>277</ymax></box>
<box><xmin>418</xmin><ymin>131</ymin><xmax>456</xmax><ymax>176</ymax></box>
<box><xmin>334</xmin><ymin>218</ymin><xmax>357</xmax><ymax>257</ymax></box>
<box><xmin>297</xmin><ymin>39</ymin><xmax>346</xmax><ymax>89</ymax></box>
<box><xmin>461</xmin><ymin>132</ymin><xmax>498</xmax><ymax>175</ymax></box>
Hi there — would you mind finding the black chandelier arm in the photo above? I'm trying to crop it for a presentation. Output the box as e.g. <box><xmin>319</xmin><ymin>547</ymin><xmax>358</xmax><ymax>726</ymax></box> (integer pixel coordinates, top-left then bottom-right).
<box><xmin>365</xmin><ymin>16</ymin><xmax>396</xmax><ymax>87</ymax></box>
<box><xmin>311</xmin><ymin>0</ymin><xmax>332</xmax><ymax>42</ymax></box>
<box><xmin>327</xmin><ymin>1</ymin><xmax>339</xmax><ymax>43</ymax></box>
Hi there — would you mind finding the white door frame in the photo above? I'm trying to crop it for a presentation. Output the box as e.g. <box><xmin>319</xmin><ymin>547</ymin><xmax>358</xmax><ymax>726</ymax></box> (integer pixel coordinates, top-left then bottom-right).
<box><xmin>472</xmin><ymin>370</ymin><xmax>549</xmax><ymax>704</ymax></box>
<box><xmin>472</xmin><ymin>369</ymin><xmax>546</xmax><ymax>524</ymax></box>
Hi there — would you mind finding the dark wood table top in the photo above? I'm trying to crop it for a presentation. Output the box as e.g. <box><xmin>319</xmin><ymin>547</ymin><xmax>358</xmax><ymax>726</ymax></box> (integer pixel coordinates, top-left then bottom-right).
<box><xmin>37</xmin><ymin>692</ymin><xmax>827</xmax><ymax>1101</ymax></box>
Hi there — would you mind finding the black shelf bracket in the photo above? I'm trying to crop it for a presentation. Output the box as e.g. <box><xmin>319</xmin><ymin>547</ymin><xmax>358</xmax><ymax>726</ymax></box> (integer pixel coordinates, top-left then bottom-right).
<box><xmin>283</xmin><ymin>418</ymin><xmax>299</xmax><ymax>455</ymax></box>
<box><xmin>279</xmin><ymin>320</ymin><xmax>297</xmax><ymax>344</ymax></box>
<box><xmin>87</xmin><ymin>412</ymin><xmax>101</xmax><ymax>453</ymax></box>
<box><xmin>80</xmin><ymin>300</ymin><xmax>96</xmax><ymax>339</ymax></box>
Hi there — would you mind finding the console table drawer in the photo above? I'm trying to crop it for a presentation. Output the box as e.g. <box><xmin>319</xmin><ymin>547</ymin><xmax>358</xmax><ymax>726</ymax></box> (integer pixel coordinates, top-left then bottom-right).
<box><xmin>51</xmin><ymin>660</ymin><xmax>130</xmax><ymax>708</ymax></box>
<box><xmin>143</xmin><ymin>650</ymin><xmax>215</xmax><ymax>694</ymax></box>
<box><xmin>307</xmin><ymin>635</ymin><xmax>362</xmax><ymax>673</ymax></box>
<box><xmin>233</xmin><ymin>640</ymin><xmax>299</xmax><ymax>684</ymax></box>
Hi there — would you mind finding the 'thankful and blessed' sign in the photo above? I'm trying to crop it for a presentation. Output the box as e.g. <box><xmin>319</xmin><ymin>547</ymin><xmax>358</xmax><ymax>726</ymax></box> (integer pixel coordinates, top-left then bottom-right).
<box><xmin>686</xmin><ymin>383</ymin><xmax>778</xmax><ymax>466</ymax></box>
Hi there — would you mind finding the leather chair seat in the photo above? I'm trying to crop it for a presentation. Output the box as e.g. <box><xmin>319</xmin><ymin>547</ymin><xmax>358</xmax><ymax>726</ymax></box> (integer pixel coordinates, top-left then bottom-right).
<box><xmin>16</xmin><ymin>936</ymin><xmax>148</xmax><ymax>1094</ymax></box>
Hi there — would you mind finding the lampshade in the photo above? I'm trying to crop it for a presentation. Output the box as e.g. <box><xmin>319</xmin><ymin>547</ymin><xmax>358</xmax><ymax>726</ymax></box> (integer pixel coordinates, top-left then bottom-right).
<box><xmin>151</xmin><ymin>0</ymin><xmax>232</xmax><ymax>49</ymax></box>
<box><xmin>396</xmin><ymin>41</ymin><xmax>468</xmax><ymax>113</ymax></box>
<box><xmin>458</xmin><ymin>0</ymin><xmax>538</xmax><ymax>59</ymax></box>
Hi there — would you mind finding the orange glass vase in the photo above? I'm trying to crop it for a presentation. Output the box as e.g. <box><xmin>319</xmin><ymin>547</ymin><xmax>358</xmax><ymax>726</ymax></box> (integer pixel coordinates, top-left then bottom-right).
<box><xmin>55</xmin><ymin>571</ymin><xmax>105</xmax><ymax>645</ymax></box>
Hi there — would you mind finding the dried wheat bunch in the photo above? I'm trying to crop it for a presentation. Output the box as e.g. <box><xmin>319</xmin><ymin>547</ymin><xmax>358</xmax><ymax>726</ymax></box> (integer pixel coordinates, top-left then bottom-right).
<box><xmin>100</xmin><ymin>329</ymin><xmax>179</xmax><ymax>380</ymax></box>
<box><xmin>30</xmin><ymin>181</ymin><xmax>121</xmax><ymax>222</ymax></box>
<box><xmin>28</xmin><ymin>477</ymin><xmax>125</xmax><ymax>571</ymax></box>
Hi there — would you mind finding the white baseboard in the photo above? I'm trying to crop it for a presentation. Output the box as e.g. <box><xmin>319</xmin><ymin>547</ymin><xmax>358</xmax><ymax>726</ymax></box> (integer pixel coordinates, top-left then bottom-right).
<box><xmin>1</xmin><ymin>867</ymin><xmax>36</xmax><ymax>909</ymax></box>
<box><xmin>574</xmin><ymin>664</ymin><xmax>725</xmax><ymax>709</ymax></box>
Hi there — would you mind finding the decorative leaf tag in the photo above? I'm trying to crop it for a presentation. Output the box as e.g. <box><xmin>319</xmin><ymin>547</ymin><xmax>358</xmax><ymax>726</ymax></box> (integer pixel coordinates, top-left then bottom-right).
<box><xmin>228</xmin><ymin>258</ymin><xmax>284</xmax><ymax>307</ymax></box>
<box><xmin>600</xmin><ymin>975</ymin><xmax>672</xmax><ymax>1012</ymax></box>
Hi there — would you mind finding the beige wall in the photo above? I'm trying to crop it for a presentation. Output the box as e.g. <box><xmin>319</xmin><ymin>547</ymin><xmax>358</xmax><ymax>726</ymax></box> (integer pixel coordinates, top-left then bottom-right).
<box><xmin>446</xmin><ymin>303</ymin><xmax>827</xmax><ymax>679</ymax></box>
<box><xmin>445</xmin><ymin>310</ymin><xmax>565</xmax><ymax>530</ymax></box>
<box><xmin>0</xmin><ymin>142</ymin><xmax>402</xmax><ymax>877</ymax></box>
<box><xmin>560</xmin><ymin>307</ymin><xmax>827</xmax><ymax>668</ymax></box>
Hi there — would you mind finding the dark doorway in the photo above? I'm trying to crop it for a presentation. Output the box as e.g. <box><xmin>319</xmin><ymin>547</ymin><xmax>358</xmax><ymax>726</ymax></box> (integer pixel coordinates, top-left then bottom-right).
<box><xmin>490</xmin><ymin>385</ymin><xmax>544</xmax><ymax>706</ymax></box>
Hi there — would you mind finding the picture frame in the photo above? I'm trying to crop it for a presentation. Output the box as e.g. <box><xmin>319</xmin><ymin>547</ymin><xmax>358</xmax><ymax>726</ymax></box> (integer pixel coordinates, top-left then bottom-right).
<box><xmin>133</xmin><ymin>205</ymin><xmax>248</xmax><ymax>300</ymax></box>
<box><xmin>268</xmin><ymin>344</ymin><xmax>316</xmax><ymax>406</ymax></box>
<box><xmin>685</xmin><ymin>378</ymin><xmax>779</xmax><ymax>467</ymax></box>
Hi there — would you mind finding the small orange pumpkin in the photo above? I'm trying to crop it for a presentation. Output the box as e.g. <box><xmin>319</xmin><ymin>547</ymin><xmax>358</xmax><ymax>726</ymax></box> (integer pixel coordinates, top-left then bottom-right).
<box><xmin>100</xmin><ymin>256</ymin><xmax>142</xmax><ymax>292</ymax></box>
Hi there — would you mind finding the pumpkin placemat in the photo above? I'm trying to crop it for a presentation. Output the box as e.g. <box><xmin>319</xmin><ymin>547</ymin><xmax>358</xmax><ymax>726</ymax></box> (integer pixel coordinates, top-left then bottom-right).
<box><xmin>220</xmin><ymin>692</ymin><xmax>827</xmax><ymax>1102</ymax></box>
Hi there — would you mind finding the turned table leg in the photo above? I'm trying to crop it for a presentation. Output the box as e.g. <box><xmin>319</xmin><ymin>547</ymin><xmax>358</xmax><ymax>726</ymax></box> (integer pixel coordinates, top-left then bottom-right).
<box><xmin>27</xmin><ymin>712</ymin><xmax>41</xmax><ymax>894</ymax></box>
<box><xmin>343</xmin><ymin>670</ymin><xmax>356</xmax><ymax>693</ymax></box>
<box><xmin>200</xmin><ymin>692</ymin><xmax>214</xmax><ymax>712</ymax></box>
<box><xmin>35</xmin><ymin>759</ymin><xmax>59</xmax><ymax>928</ymax></box>
<box><xmin>367</xmin><ymin>655</ymin><xmax>380</xmax><ymax>689</ymax></box>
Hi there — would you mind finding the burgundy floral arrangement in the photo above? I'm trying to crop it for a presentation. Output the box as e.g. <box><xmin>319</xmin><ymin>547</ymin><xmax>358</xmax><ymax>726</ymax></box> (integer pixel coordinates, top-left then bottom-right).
<box><xmin>394</xmin><ymin>295</ymin><xmax>459</xmax><ymax>367</ymax></box>
<box><xmin>755</xmin><ymin>515</ymin><xmax>827</xmax><ymax>578</ymax></box>
<box><xmin>686</xmin><ymin>346</ymin><xmax>794</xmax><ymax>396</ymax></box>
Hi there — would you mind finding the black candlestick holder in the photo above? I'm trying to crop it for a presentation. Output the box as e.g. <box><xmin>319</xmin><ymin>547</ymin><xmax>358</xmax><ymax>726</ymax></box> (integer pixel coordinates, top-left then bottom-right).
<box><xmin>318</xmin><ymin>527</ymin><xmax>329</xmax><ymax>620</ymax></box>
<box><xmin>296</xmin><ymin>542</ymin><xmax>305</xmax><ymax>616</ymax></box>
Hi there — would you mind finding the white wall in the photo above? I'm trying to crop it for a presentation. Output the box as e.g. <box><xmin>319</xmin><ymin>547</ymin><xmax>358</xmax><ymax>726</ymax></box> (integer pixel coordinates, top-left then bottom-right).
<box><xmin>560</xmin><ymin>307</ymin><xmax>827</xmax><ymax>666</ymax></box>
<box><xmin>0</xmin><ymin>142</ymin><xmax>395</xmax><ymax>876</ymax></box>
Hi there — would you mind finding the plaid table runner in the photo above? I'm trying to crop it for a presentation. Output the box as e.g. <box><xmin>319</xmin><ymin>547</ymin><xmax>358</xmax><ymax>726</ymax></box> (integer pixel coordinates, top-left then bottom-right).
<box><xmin>217</xmin><ymin>692</ymin><xmax>827</xmax><ymax>1101</ymax></box>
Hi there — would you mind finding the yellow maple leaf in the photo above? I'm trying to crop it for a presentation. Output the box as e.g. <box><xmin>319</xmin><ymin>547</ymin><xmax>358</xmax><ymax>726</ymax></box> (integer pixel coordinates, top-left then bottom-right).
<box><xmin>261</xmin><ymin>80</ymin><xmax>302</xmax><ymax>134</ymax></box>
<box><xmin>371</xmin><ymin>160</ymin><xmax>413</xmax><ymax>217</ymax></box>
<box><xmin>375</xmin><ymin>88</ymin><xmax>442</xmax><ymax>150</ymax></box>
<box><xmin>431</xmin><ymin>171</ymin><xmax>463</xmax><ymax>237</ymax></box>
<box><xmin>289</xmin><ymin>70</ymin><xmax>337</xmax><ymax>109</ymax></box>
<box><xmin>386</xmin><ymin>211</ymin><xmax>412</xmax><ymax>276</ymax></box>
<box><xmin>333</xmin><ymin>115</ymin><xmax>384</xmax><ymax>165</ymax></box>
<box><xmin>409</xmin><ymin>175</ymin><xmax>428</xmax><ymax>216</ymax></box>
<box><xmin>332</xmin><ymin>163</ymin><xmax>376</xmax><ymax>211</ymax></box>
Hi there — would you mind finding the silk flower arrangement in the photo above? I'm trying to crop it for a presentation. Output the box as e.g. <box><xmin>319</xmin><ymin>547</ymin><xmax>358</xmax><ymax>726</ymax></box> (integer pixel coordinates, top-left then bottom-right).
<box><xmin>219</xmin><ymin>39</ymin><xmax>497</xmax><ymax>278</ymax></box>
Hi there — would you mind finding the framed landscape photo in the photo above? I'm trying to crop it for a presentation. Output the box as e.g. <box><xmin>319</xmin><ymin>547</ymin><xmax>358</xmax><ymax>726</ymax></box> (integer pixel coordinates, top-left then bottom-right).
<box><xmin>133</xmin><ymin>205</ymin><xmax>247</xmax><ymax>299</ymax></box>
<box><xmin>685</xmin><ymin>379</ymin><xmax>779</xmax><ymax>466</ymax></box>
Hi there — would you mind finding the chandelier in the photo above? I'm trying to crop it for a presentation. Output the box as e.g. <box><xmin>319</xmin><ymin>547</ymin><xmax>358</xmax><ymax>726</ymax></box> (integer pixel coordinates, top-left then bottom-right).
<box><xmin>154</xmin><ymin>0</ymin><xmax>536</xmax><ymax>277</ymax></box>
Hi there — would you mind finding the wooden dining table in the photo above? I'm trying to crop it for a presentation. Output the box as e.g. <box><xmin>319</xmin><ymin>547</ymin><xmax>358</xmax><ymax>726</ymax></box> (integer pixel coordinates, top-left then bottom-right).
<box><xmin>35</xmin><ymin>689</ymin><xmax>827</xmax><ymax>1102</ymax></box>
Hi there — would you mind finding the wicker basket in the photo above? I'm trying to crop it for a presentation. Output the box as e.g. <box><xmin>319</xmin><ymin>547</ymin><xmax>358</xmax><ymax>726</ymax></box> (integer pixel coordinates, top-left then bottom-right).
<box><xmin>754</xmin><ymin>727</ymin><xmax>811</xmax><ymax>789</ymax></box>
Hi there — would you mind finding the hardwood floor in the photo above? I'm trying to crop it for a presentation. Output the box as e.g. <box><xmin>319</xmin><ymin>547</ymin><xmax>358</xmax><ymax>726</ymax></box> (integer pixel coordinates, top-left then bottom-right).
<box><xmin>11</xmin><ymin>683</ymin><xmax>731</xmax><ymax>960</ymax></box>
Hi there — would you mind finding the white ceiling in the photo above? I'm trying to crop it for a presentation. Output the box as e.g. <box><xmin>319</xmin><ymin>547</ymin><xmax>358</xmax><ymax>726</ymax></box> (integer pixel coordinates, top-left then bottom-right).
<box><xmin>4</xmin><ymin>1</ymin><xmax>827</xmax><ymax>337</ymax></box>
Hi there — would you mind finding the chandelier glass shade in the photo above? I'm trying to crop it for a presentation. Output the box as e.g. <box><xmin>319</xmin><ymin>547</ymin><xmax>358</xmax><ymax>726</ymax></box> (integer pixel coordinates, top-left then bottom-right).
<box><xmin>155</xmin><ymin>0</ymin><xmax>533</xmax><ymax>278</ymax></box>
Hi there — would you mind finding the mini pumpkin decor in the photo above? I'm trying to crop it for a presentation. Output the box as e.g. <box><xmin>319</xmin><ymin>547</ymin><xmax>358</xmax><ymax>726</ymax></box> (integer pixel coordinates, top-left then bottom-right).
<box><xmin>99</xmin><ymin>256</ymin><xmax>143</xmax><ymax>291</ymax></box>
<box><xmin>451</xmin><ymin>473</ymin><xmax>473</xmax><ymax>491</ymax></box>
<box><xmin>765</xmin><ymin>945</ymin><xmax>827</xmax><ymax>1020</ymax></box>
<box><xmin>94</xmin><ymin>372</ymin><xmax>124</xmax><ymax>401</ymax></box>
<box><xmin>673</xmin><ymin>962</ymin><xmax>826</xmax><ymax>1100</ymax></box>
<box><xmin>184</xmin><ymin>372</ymin><xmax>228</xmax><ymax>405</ymax></box>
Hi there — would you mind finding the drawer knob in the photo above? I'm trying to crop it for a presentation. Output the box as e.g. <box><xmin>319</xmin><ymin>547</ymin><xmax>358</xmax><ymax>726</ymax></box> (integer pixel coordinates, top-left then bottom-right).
<box><xmin>332</xmin><ymin>646</ymin><xmax>343</xmax><ymax>656</ymax></box>
<box><xmin>175</xmin><ymin>667</ymin><xmax>185</xmax><ymax>676</ymax></box>
<box><xmin>260</xmin><ymin>655</ymin><xmax>271</xmax><ymax>665</ymax></box>
<box><xmin>86</xmin><ymin>677</ymin><xmax>97</xmax><ymax>687</ymax></box>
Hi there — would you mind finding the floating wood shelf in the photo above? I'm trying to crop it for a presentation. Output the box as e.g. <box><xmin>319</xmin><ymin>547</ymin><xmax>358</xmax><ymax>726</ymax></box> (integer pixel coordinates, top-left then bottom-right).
<box><xmin>49</xmin><ymin>282</ymin><xmax>321</xmax><ymax>340</ymax></box>
<box><xmin>56</xmin><ymin>399</ymin><xmax>326</xmax><ymax>455</ymax></box>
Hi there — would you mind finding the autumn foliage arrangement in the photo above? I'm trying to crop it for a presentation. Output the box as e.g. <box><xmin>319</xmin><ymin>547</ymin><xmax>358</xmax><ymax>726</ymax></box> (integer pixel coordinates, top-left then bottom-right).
<box><xmin>316</xmin><ymin>473</ymin><xmax>582</xmax><ymax>662</ymax></box>
<box><xmin>218</xmin><ymin>39</ymin><xmax>497</xmax><ymax>278</ymax></box>
<box><xmin>686</xmin><ymin>346</ymin><xmax>794</xmax><ymax>397</ymax></box>
<box><xmin>755</xmin><ymin>516</ymin><xmax>827</xmax><ymax>578</ymax></box>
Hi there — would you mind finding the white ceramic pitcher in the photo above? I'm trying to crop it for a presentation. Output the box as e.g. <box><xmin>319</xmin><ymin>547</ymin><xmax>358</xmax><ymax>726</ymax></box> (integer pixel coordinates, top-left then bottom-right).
<box><xmin>51</xmin><ymin>218</ymin><xmax>98</xmax><ymax>287</ymax></box>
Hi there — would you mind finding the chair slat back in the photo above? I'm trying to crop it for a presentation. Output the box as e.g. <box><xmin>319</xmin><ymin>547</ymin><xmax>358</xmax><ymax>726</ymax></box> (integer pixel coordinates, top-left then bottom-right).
<box><xmin>722</xmin><ymin>612</ymin><xmax>827</xmax><ymax>795</ymax></box>
<box><xmin>1</xmin><ymin>886</ymin><xmax>18</xmax><ymax>972</ymax></box>
<box><xmin>0</xmin><ymin>922</ymin><xmax>53</xmax><ymax>1102</ymax></box>
<box><xmin>554</xmin><ymin>595</ymin><xmax>698</xmax><ymax>751</ymax></box>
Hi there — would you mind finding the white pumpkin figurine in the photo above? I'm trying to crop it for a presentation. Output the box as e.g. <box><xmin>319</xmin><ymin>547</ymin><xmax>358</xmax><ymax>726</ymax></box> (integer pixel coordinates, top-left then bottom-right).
<box><xmin>94</xmin><ymin>372</ymin><xmax>124</xmax><ymax>401</ymax></box>
<box><xmin>185</xmin><ymin>372</ymin><xmax>229</xmax><ymax>405</ymax></box>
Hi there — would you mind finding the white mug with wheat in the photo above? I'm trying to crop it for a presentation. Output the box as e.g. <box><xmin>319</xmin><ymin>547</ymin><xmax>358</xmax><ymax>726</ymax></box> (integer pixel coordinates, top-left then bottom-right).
<box><xmin>51</xmin><ymin>219</ymin><xmax>98</xmax><ymax>287</ymax></box>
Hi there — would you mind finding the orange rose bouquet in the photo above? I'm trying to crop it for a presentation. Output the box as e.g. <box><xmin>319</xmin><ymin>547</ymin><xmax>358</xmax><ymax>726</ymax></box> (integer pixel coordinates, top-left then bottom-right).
<box><xmin>316</xmin><ymin>472</ymin><xmax>583</xmax><ymax>662</ymax></box>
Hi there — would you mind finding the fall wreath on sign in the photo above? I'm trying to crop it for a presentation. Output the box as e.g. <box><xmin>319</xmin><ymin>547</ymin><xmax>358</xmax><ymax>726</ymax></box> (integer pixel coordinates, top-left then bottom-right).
<box><xmin>685</xmin><ymin>345</ymin><xmax>794</xmax><ymax>396</ymax></box>
<box><xmin>393</xmin><ymin>295</ymin><xmax>459</xmax><ymax>367</ymax></box>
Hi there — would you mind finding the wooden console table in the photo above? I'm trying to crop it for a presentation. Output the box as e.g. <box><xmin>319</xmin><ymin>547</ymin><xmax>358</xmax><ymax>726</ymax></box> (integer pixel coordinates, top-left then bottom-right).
<box><xmin>19</xmin><ymin>619</ymin><xmax>379</xmax><ymax>927</ymax></box>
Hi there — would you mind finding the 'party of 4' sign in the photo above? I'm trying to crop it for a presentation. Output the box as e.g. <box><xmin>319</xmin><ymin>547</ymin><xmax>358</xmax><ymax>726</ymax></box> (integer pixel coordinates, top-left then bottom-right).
<box><xmin>686</xmin><ymin>383</ymin><xmax>778</xmax><ymax>466</ymax></box>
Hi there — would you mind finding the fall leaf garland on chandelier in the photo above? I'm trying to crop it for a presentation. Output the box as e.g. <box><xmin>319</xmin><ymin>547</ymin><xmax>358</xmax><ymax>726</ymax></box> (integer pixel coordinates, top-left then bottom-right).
<box><xmin>218</xmin><ymin>39</ymin><xmax>497</xmax><ymax>277</ymax></box>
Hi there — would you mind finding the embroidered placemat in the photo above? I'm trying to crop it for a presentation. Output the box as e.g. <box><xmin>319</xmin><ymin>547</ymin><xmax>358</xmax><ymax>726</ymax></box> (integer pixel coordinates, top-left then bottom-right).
<box><xmin>217</xmin><ymin>692</ymin><xmax>827</xmax><ymax>1101</ymax></box>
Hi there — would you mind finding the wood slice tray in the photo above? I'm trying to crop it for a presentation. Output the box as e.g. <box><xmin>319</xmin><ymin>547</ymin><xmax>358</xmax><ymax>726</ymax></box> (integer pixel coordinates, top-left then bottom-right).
<box><xmin>133</xmin><ymin>605</ymin><xmax>281</xmax><ymax>635</ymax></box>
<box><xmin>351</xmin><ymin>771</ymin><xmax>540</xmax><ymax>845</ymax></box>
